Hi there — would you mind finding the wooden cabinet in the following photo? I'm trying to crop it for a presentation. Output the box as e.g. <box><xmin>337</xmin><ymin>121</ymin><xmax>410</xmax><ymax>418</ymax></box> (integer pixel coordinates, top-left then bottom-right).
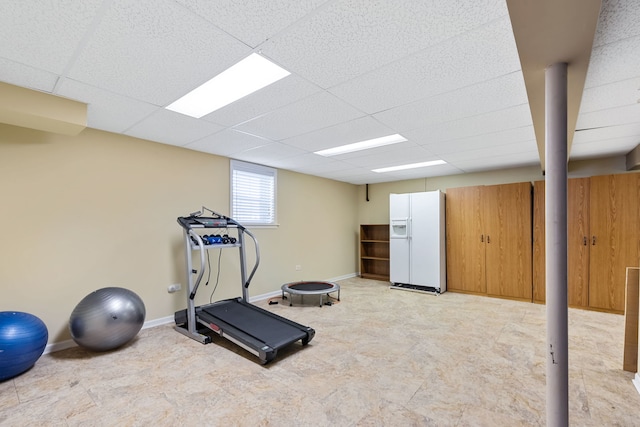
<box><xmin>533</xmin><ymin>178</ymin><xmax>591</xmax><ymax>307</ymax></box>
<box><xmin>360</xmin><ymin>224</ymin><xmax>389</xmax><ymax>281</ymax></box>
<box><xmin>589</xmin><ymin>174</ymin><xmax>640</xmax><ymax>311</ymax></box>
<box><xmin>445</xmin><ymin>185</ymin><xmax>485</xmax><ymax>293</ymax></box>
<box><xmin>446</xmin><ymin>182</ymin><xmax>533</xmax><ymax>301</ymax></box>
<box><xmin>533</xmin><ymin>173</ymin><xmax>640</xmax><ymax>313</ymax></box>
<box><xmin>568</xmin><ymin>178</ymin><xmax>591</xmax><ymax>308</ymax></box>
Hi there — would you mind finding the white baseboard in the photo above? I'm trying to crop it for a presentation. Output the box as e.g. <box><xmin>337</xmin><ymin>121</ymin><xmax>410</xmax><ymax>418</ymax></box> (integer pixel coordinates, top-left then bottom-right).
<box><xmin>328</xmin><ymin>272</ymin><xmax>357</xmax><ymax>282</ymax></box>
<box><xmin>143</xmin><ymin>315</ymin><xmax>174</xmax><ymax>328</ymax></box>
<box><xmin>248</xmin><ymin>289</ymin><xmax>282</xmax><ymax>303</ymax></box>
<box><xmin>43</xmin><ymin>315</ymin><xmax>176</xmax><ymax>355</ymax></box>
<box><xmin>43</xmin><ymin>274</ymin><xmax>357</xmax><ymax>355</ymax></box>
<box><xmin>43</xmin><ymin>340</ymin><xmax>76</xmax><ymax>355</ymax></box>
<box><xmin>633</xmin><ymin>373</ymin><xmax>640</xmax><ymax>396</ymax></box>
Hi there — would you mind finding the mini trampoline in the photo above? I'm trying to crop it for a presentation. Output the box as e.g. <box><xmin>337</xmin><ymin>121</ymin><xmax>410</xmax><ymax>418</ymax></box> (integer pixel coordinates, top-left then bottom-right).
<box><xmin>281</xmin><ymin>281</ymin><xmax>340</xmax><ymax>307</ymax></box>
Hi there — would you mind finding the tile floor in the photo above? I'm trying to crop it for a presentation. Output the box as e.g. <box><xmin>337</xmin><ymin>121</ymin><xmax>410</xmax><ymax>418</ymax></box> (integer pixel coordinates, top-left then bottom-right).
<box><xmin>1</xmin><ymin>277</ymin><xmax>638</xmax><ymax>426</ymax></box>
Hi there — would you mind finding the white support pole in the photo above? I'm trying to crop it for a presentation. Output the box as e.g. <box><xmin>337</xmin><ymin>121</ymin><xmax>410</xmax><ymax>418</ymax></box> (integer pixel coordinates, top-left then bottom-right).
<box><xmin>545</xmin><ymin>62</ymin><xmax>569</xmax><ymax>426</ymax></box>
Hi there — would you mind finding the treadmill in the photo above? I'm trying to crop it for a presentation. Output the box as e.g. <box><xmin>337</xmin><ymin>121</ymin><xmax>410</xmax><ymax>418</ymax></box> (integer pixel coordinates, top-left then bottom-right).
<box><xmin>173</xmin><ymin>208</ymin><xmax>315</xmax><ymax>364</ymax></box>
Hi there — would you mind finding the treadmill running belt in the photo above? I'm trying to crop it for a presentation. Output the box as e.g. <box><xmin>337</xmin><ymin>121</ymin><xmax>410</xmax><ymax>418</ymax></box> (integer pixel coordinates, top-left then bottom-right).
<box><xmin>201</xmin><ymin>300</ymin><xmax>307</xmax><ymax>349</ymax></box>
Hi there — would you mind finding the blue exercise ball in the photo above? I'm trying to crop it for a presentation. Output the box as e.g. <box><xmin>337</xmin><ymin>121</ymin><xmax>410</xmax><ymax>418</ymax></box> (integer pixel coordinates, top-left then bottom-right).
<box><xmin>69</xmin><ymin>287</ymin><xmax>146</xmax><ymax>352</ymax></box>
<box><xmin>0</xmin><ymin>311</ymin><xmax>48</xmax><ymax>381</ymax></box>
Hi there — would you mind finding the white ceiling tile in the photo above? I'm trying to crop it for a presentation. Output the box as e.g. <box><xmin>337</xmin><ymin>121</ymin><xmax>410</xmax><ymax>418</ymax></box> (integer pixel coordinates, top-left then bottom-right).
<box><xmin>0</xmin><ymin>58</ymin><xmax>59</xmax><ymax>93</ymax></box>
<box><xmin>579</xmin><ymin>77</ymin><xmax>640</xmax><ymax>113</ymax></box>
<box><xmin>68</xmin><ymin>0</ymin><xmax>250</xmax><ymax>106</ymax></box>
<box><xmin>375</xmin><ymin>163</ymin><xmax>464</xmax><ymax>181</ymax></box>
<box><xmin>329</xmin><ymin>16</ymin><xmax>521</xmax><ymax>114</ymax></box>
<box><xmin>571</xmin><ymin>136</ymin><xmax>640</xmax><ymax>159</ymax></box>
<box><xmin>174</xmin><ymin>0</ymin><xmax>330</xmax><ymax>48</ymax></box>
<box><xmin>269</xmin><ymin>153</ymin><xmax>347</xmax><ymax>171</ymax></box>
<box><xmin>342</xmin><ymin>144</ymin><xmax>440</xmax><ymax>169</ymax></box>
<box><xmin>373</xmin><ymin>72</ymin><xmax>528</xmax><ymax>132</ymax></box>
<box><xmin>572</xmin><ymin>122</ymin><xmax>640</xmax><ymax>144</ymax></box>
<box><xmin>185</xmin><ymin>129</ymin><xmax>272</xmax><ymax>157</ymax></box>
<box><xmin>334</xmin><ymin>168</ymin><xmax>378</xmax><ymax>179</ymax></box>
<box><xmin>423</xmin><ymin>126</ymin><xmax>536</xmax><ymax>155</ymax></box>
<box><xmin>315</xmin><ymin>164</ymin><xmax>372</xmax><ymax>177</ymax></box>
<box><xmin>0</xmin><ymin>0</ymin><xmax>104</xmax><ymax>74</ymax></box>
<box><xmin>297</xmin><ymin>160</ymin><xmax>363</xmax><ymax>176</ymax></box>
<box><xmin>261</xmin><ymin>0</ymin><xmax>508</xmax><ymax>88</ymax></box>
<box><xmin>324</xmin><ymin>168</ymin><xmax>392</xmax><ymax>185</ymax></box>
<box><xmin>281</xmin><ymin>116</ymin><xmax>395</xmax><ymax>151</ymax></box>
<box><xmin>439</xmin><ymin>141</ymin><xmax>537</xmax><ymax>164</ymax></box>
<box><xmin>592</xmin><ymin>0</ymin><xmax>640</xmax><ymax>48</ymax></box>
<box><xmin>201</xmin><ymin>74</ymin><xmax>322</xmax><ymax>127</ymax></box>
<box><xmin>349</xmin><ymin>176</ymin><xmax>396</xmax><ymax>185</ymax></box>
<box><xmin>452</xmin><ymin>150</ymin><xmax>541</xmax><ymax>173</ymax></box>
<box><xmin>231</xmin><ymin>142</ymin><xmax>308</xmax><ymax>164</ymax></box>
<box><xmin>56</xmin><ymin>78</ymin><xmax>159</xmax><ymax>133</ymax></box>
<box><xmin>333</xmin><ymin>141</ymin><xmax>429</xmax><ymax>162</ymax></box>
<box><xmin>576</xmin><ymin>103</ymin><xmax>640</xmax><ymax>130</ymax></box>
<box><xmin>401</xmin><ymin>104</ymin><xmax>534</xmax><ymax>144</ymax></box>
<box><xmin>584</xmin><ymin>36</ymin><xmax>640</xmax><ymax>89</ymax></box>
<box><xmin>125</xmin><ymin>109</ymin><xmax>223</xmax><ymax>146</ymax></box>
<box><xmin>232</xmin><ymin>91</ymin><xmax>365</xmax><ymax>141</ymax></box>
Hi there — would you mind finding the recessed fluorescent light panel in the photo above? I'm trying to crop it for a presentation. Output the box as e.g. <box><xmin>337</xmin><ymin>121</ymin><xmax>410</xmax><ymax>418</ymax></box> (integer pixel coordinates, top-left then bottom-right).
<box><xmin>373</xmin><ymin>160</ymin><xmax>447</xmax><ymax>173</ymax></box>
<box><xmin>314</xmin><ymin>134</ymin><xmax>407</xmax><ymax>157</ymax></box>
<box><xmin>166</xmin><ymin>53</ymin><xmax>290</xmax><ymax>118</ymax></box>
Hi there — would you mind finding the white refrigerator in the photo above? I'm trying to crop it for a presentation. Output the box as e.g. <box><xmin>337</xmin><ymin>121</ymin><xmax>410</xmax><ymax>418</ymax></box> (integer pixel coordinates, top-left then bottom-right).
<box><xmin>389</xmin><ymin>191</ymin><xmax>446</xmax><ymax>293</ymax></box>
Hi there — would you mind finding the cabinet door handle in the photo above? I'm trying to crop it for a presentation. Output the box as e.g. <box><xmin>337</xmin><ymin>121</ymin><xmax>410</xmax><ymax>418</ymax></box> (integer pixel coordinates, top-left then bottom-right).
<box><xmin>487</xmin><ymin>235</ymin><xmax>491</xmax><ymax>244</ymax></box>
<box><xmin>583</xmin><ymin>236</ymin><xmax>587</xmax><ymax>246</ymax></box>
<box><xmin>480</xmin><ymin>234</ymin><xmax>484</xmax><ymax>242</ymax></box>
<box><xmin>592</xmin><ymin>236</ymin><xmax>596</xmax><ymax>245</ymax></box>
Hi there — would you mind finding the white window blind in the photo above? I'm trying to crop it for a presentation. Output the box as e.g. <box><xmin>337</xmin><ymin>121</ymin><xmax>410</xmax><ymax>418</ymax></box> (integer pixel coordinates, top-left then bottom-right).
<box><xmin>230</xmin><ymin>160</ymin><xmax>276</xmax><ymax>226</ymax></box>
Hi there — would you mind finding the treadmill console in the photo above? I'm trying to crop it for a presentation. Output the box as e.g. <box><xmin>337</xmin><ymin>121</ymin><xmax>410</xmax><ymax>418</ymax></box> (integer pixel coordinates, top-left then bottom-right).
<box><xmin>178</xmin><ymin>215</ymin><xmax>228</xmax><ymax>229</ymax></box>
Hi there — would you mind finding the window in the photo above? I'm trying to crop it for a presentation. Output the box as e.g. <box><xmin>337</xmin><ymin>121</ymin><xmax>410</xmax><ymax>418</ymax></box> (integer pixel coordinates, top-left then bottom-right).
<box><xmin>230</xmin><ymin>160</ymin><xmax>277</xmax><ymax>226</ymax></box>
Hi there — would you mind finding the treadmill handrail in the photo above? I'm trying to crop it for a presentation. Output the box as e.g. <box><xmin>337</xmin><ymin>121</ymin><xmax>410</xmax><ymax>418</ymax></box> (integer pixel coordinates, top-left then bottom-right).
<box><xmin>243</xmin><ymin>227</ymin><xmax>260</xmax><ymax>289</ymax></box>
<box><xmin>188</xmin><ymin>230</ymin><xmax>206</xmax><ymax>300</ymax></box>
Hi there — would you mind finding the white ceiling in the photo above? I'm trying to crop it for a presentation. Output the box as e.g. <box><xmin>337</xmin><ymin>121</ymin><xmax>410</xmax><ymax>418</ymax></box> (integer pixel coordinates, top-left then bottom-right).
<box><xmin>0</xmin><ymin>0</ymin><xmax>638</xmax><ymax>185</ymax></box>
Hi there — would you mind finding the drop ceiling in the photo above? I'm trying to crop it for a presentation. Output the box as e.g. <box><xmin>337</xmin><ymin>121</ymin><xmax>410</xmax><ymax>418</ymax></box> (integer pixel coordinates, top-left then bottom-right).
<box><xmin>0</xmin><ymin>0</ymin><xmax>638</xmax><ymax>185</ymax></box>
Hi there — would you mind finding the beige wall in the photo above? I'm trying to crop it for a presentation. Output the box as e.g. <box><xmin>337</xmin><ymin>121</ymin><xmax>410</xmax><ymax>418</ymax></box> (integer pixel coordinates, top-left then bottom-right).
<box><xmin>0</xmin><ymin>124</ymin><xmax>358</xmax><ymax>345</ymax></box>
<box><xmin>356</xmin><ymin>156</ymin><xmax>633</xmax><ymax>225</ymax></box>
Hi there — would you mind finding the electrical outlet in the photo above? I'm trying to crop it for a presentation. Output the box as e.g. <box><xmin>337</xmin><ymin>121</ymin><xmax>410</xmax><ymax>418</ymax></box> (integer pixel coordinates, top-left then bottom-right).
<box><xmin>167</xmin><ymin>283</ymin><xmax>181</xmax><ymax>293</ymax></box>
<box><xmin>295</xmin><ymin>265</ymin><xmax>302</xmax><ymax>271</ymax></box>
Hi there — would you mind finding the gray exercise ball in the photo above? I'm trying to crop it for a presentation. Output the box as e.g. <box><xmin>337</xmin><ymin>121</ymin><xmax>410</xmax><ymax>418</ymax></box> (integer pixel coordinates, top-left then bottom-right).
<box><xmin>69</xmin><ymin>287</ymin><xmax>146</xmax><ymax>352</ymax></box>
